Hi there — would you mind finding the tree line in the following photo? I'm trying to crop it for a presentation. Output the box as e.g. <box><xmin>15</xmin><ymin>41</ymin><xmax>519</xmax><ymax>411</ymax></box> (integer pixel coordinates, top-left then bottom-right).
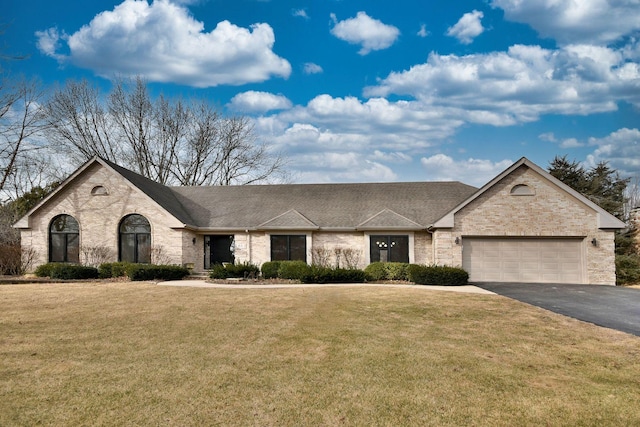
<box><xmin>1</xmin><ymin>75</ymin><xmax>287</xmax><ymax>203</ymax></box>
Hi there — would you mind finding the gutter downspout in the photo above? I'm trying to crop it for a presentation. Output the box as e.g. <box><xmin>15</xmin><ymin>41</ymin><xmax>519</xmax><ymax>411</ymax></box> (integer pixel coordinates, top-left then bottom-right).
<box><xmin>426</xmin><ymin>226</ymin><xmax>435</xmax><ymax>265</ymax></box>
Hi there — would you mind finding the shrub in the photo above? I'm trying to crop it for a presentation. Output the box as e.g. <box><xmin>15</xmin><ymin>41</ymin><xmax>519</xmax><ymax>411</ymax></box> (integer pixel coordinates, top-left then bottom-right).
<box><xmin>261</xmin><ymin>261</ymin><xmax>281</xmax><ymax>279</ymax></box>
<box><xmin>301</xmin><ymin>267</ymin><xmax>367</xmax><ymax>284</ymax></box>
<box><xmin>209</xmin><ymin>264</ymin><xmax>229</xmax><ymax>279</ymax></box>
<box><xmin>98</xmin><ymin>262</ymin><xmax>131</xmax><ymax>279</ymax></box>
<box><xmin>125</xmin><ymin>264</ymin><xmax>190</xmax><ymax>281</ymax></box>
<box><xmin>277</xmin><ymin>261</ymin><xmax>312</xmax><ymax>280</ymax></box>
<box><xmin>226</xmin><ymin>262</ymin><xmax>260</xmax><ymax>279</ymax></box>
<box><xmin>616</xmin><ymin>254</ymin><xmax>640</xmax><ymax>286</ymax></box>
<box><xmin>209</xmin><ymin>262</ymin><xmax>260</xmax><ymax>279</ymax></box>
<box><xmin>34</xmin><ymin>263</ymin><xmax>99</xmax><ymax>280</ymax></box>
<box><xmin>364</xmin><ymin>262</ymin><xmax>410</xmax><ymax>281</ymax></box>
<box><xmin>50</xmin><ymin>264</ymin><xmax>99</xmax><ymax>280</ymax></box>
<box><xmin>34</xmin><ymin>262</ymin><xmax>56</xmax><ymax>278</ymax></box>
<box><xmin>408</xmin><ymin>264</ymin><xmax>469</xmax><ymax>286</ymax></box>
<box><xmin>364</xmin><ymin>262</ymin><xmax>387</xmax><ymax>281</ymax></box>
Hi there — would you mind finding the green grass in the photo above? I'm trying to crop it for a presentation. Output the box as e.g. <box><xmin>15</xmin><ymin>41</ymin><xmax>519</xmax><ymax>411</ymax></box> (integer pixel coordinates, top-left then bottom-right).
<box><xmin>1</xmin><ymin>282</ymin><xmax>639</xmax><ymax>426</ymax></box>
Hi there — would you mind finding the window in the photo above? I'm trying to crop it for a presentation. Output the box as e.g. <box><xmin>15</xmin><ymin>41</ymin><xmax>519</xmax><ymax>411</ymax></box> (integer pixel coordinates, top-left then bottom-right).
<box><xmin>270</xmin><ymin>235</ymin><xmax>306</xmax><ymax>261</ymax></box>
<box><xmin>49</xmin><ymin>215</ymin><xmax>80</xmax><ymax>263</ymax></box>
<box><xmin>91</xmin><ymin>185</ymin><xmax>108</xmax><ymax>196</ymax></box>
<box><xmin>370</xmin><ymin>235</ymin><xmax>409</xmax><ymax>263</ymax></box>
<box><xmin>510</xmin><ymin>184</ymin><xmax>535</xmax><ymax>196</ymax></box>
<box><xmin>119</xmin><ymin>214</ymin><xmax>151</xmax><ymax>263</ymax></box>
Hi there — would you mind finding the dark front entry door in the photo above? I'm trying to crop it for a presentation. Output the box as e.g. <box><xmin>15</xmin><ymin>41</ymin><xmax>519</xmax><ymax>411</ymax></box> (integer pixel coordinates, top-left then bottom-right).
<box><xmin>205</xmin><ymin>235</ymin><xmax>235</xmax><ymax>269</ymax></box>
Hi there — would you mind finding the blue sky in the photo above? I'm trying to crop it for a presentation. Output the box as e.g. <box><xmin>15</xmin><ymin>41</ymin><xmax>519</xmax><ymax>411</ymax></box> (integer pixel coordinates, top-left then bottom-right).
<box><xmin>3</xmin><ymin>0</ymin><xmax>640</xmax><ymax>186</ymax></box>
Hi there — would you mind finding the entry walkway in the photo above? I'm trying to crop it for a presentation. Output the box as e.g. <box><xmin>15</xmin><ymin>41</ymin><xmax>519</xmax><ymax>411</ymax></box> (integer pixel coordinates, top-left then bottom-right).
<box><xmin>159</xmin><ymin>280</ymin><xmax>495</xmax><ymax>294</ymax></box>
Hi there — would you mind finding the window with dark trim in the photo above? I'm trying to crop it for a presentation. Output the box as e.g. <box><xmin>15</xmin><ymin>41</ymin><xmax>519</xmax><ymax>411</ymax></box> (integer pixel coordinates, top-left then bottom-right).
<box><xmin>370</xmin><ymin>235</ymin><xmax>409</xmax><ymax>263</ymax></box>
<box><xmin>270</xmin><ymin>235</ymin><xmax>306</xmax><ymax>261</ymax></box>
<box><xmin>49</xmin><ymin>214</ymin><xmax>80</xmax><ymax>263</ymax></box>
<box><xmin>119</xmin><ymin>214</ymin><xmax>151</xmax><ymax>263</ymax></box>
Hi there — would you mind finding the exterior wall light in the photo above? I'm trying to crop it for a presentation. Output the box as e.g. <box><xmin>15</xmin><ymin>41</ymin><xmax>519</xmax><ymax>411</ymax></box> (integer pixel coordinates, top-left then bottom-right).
<box><xmin>591</xmin><ymin>238</ymin><xmax>598</xmax><ymax>247</ymax></box>
<box><xmin>192</xmin><ymin>237</ymin><xmax>196</xmax><ymax>245</ymax></box>
<box><xmin>455</xmin><ymin>237</ymin><xmax>460</xmax><ymax>245</ymax></box>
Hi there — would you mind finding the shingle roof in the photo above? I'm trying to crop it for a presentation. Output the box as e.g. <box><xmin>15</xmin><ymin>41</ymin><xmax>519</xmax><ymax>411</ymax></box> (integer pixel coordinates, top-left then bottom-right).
<box><xmin>169</xmin><ymin>180</ymin><xmax>478</xmax><ymax>230</ymax></box>
<box><xmin>99</xmin><ymin>158</ymin><xmax>196</xmax><ymax>226</ymax></box>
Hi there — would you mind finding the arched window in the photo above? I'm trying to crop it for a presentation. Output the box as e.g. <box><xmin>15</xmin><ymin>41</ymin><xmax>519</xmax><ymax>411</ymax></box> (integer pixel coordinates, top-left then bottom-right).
<box><xmin>510</xmin><ymin>184</ymin><xmax>535</xmax><ymax>196</ymax></box>
<box><xmin>49</xmin><ymin>215</ymin><xmax>80</xmax><ymax>263</ymax></box>
<box><xmin>119</xmin><ymin>214</ymin><xmax>151</xmax><ymax>263</ymax></box>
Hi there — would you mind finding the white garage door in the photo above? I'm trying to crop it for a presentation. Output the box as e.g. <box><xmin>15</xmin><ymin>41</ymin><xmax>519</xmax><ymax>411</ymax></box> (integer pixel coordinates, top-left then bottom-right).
<box><xmin>462</xmin><ymin>238</ymin><xmax>584</xmax><ymax>284</ymax></box>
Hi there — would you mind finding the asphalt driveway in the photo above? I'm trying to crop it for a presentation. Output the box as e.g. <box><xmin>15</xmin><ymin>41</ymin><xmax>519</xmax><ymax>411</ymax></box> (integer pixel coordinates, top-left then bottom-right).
<box><xmin>476</xmin><ymin>283</ymin><xmax>640</xmax><ymax>337</ymax></box>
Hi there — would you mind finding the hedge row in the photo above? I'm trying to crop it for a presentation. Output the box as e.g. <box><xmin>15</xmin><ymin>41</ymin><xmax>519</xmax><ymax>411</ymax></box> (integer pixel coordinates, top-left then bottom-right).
<box><xmin>300</xmin><ymin>267</ymin><xmax>367</xmax><ymax>284</ymax></box>
<box><xmin>34</xmin><ymin>263</ymin><xmax>99</xmax><ymax>280</ymax></box>
<box><xmin>35</xmin><ymin>262</ymin><xmax>189</xmax><ymax>281</ymax></box>
<box><xmin>364</xmin><ymin>262</ymin><xmax>410</xmax><ymax>281</ymax></box>
<box><xmin>407</xmin><ymin>264</ymin><xmax>469</xmax><ymax>286</ymax></box>
<box><xmin>615</xmin><ymin>254</ymin><xmax>640</xmax><ymax>286</ymax></box>
<box><xmin>261</xmin><ymin>261</ymin><xmax>311</xmax><ymax>280</ymax></box>
<box><xmin>209</xmin><ymin>262</ymin><xmax>260</xmax><ymax>279</ymax></box>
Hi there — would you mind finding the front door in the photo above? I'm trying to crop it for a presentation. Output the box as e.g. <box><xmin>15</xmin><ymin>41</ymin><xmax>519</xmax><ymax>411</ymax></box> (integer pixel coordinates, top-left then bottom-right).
<box><xmin>204</xmin><ymin>235</ymin><xmax>235</xmax><ymax>269</ymax></box>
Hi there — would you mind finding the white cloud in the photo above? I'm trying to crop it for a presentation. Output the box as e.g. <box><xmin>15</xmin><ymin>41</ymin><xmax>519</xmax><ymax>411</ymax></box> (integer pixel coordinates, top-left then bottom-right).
<box><xmin>365</xmin><ymin>43</ymin><xmax>640</xmax><ymax>125</ymax></box>
<box><xmin>228</xmin><ymin>91</ymin><xmax>292</xmax><ymax>113</ymax></box>
<box><xmin>330</xmin><ymin>11</ymin><xmax>400</xmax><ymax>55</ymax></box>
<box><xmin>417</xmin><ymin>24</ymin><xmax>429</xmax><ymax>38</ymax></box>
<box><xmin>36</xmin><ymin>0</ymin><xmax>291</xmax><ymax>87</ymax></box>
<box><xmin>446</xmin><ymin>10</ymin><xmax>484</xmax><ymax>44</ymax></box>
<box><xmin>585</xmin><ymin>128</ymin><xmax>640</xmax><ymax>176</ymax></box>
<box><xmin>559</xmin><ymin>138</ymin><xmax>583</xmax><ymax>148</ymax></box>
<box><xmin>491</xmin><ymin>0</ymin><xmax>640</xmax><ymax>45</ymax></box>
<box><xmin>303</xmin><ymin>62</ymin><xmax>323</xmax><ymax>74</ymax></box>
<box><xmin>34</xmin><ymin>27</ymin><xmax>63</xmax><ymax>59</ymax></box>
<box><xmin>293</xmin><ymin>9</ymin><xmax>309</xmax><ymax>19</ymax></box>
<box><xmin>420</xmin><ymin>154</ymin><xmax>514</xmax><ymax>186</ymax></box>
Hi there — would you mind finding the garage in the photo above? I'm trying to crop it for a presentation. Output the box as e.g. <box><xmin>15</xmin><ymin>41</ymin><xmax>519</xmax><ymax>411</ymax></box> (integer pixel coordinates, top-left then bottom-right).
<box><xmin>462</xmin><ymin>237</ymin><xmax>585</xmax><ymax>284</ymax></box>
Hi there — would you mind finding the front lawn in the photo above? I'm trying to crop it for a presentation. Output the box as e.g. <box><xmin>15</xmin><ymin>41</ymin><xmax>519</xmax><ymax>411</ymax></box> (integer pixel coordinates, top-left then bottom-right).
<box><xmin>1</xmin><ymin>282</ymin><xmax>638</xmax><ymax>426</ymax></box>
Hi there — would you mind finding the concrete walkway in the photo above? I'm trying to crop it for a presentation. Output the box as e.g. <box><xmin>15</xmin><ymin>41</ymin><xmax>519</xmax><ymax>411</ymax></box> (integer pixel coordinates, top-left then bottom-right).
<box><xmin>159</xmin><ymin>280</ymin><xmax>495</xmax><ymax>294</ymax></box>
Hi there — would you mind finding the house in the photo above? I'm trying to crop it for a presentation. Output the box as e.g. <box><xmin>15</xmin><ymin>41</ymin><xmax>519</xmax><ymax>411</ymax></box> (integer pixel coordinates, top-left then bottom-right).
<box><xmin>14</xmin><ymin>156</ymin><xmax>626</xmax><ymax>285</ymax></box>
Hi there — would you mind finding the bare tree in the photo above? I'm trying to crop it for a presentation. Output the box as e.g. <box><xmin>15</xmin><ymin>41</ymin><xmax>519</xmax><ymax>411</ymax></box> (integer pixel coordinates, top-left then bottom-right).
<box><xmin>45</xmin><ymin>76</ymin><xmax>287</xmax><ymax>186</ymax></box>
<box><xmin>0</xmin><ymin>77</ymin><xmax>48</xmax><ymax>201</ymax></box>
<box><xmin>45</xmin><ymin>79</ymin><xmax>121</xmax><ymax>165</ymax></box>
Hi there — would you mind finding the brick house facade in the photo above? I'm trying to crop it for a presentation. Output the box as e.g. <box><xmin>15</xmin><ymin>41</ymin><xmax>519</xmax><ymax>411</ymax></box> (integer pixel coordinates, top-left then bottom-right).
<box><xmin>14</xmin><ymin>157</ymin><xmax>626</xmax><ymax>285</ymax></box>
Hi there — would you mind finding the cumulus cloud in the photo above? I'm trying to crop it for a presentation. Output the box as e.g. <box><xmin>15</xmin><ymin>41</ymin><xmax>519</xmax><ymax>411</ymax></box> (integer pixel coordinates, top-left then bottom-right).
<box><xmin>228</xmin><ymin>91</ymin><xmax>292</xmax><ymax>113</ymax></box>
<box><xmin>330</xmin><ymin>11</ymin><xmax>400</xmax><ymax>55</ymax></box>
<box><xmin>446</xmin><ymin>10</ymin><xmax>484</xmax><ymax>44</ymax></box>
<box><xmin>365</xmin><ymin>44</ymin><xmax>640</xmax><ymax>125</ymax></box>
<box><xmin>36</xmin><ymin>0</ymin><xmax>291</xmax><ymax>87</ymax></box>
<box><xmin>491</xmin><ymin>0</ymin><xmax>640</xmax><ymax>45</ymax></box>
<box><xmin>303</xmin><ymin>62</ymin><xmax>323</xmax><ymax>74</ymax></box>
<box><xmin>420</xmin><ymin>154</ymin><xmax>514</xmax><ymax>186</ymax></box>
<box><xmin>585</xmin><ymin>128</ymin><xmax>640</xmax><ymax>176</ymax></box>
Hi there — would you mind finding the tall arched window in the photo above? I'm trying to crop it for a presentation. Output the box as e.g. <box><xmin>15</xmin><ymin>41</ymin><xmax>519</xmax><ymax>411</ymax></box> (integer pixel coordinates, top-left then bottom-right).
<box><xmin>119</xmin><ymin>214</ymin><xmax>151</xmax><ymax>263</ymax></box>
<box><xmin>49</xmin><ymin>215</ymin><xmax>80</xmax><ymax>263</ymax></box>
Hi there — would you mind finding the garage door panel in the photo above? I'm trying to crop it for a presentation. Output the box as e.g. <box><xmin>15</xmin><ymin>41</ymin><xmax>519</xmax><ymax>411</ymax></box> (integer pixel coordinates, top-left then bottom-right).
<box><xmin>462</xmin><ymin>238</ymin><xmax>584</xmax><ymax>284</ymax></box>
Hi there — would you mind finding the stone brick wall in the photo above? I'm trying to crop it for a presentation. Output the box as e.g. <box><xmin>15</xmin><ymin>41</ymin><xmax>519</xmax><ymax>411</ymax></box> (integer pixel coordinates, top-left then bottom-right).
<box><xmin>434</xmin><ymin>165</ymin><xmax>617</xmax><ymax>285</ymax></box>
<box><xmin>20</xmin><ymin>162</ymin><xmax>186</xmax><ymax>270</ymax></box>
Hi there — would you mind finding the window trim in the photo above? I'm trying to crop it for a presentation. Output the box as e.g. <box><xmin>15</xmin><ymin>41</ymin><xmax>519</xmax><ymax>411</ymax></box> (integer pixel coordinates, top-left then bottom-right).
<box><xmin>269</xmin><ymin>233</ymin><xmax>309</xmax><ymax>262</ymax></box>
<box><xmin>365</xmin><ymin>232</ymin><xmax>414</xmax><ymax>265</ymax></box>
<box><xmin>49</xmin><ymin>214</ymin><xmax>80</xmax><ymax>263</ymax></box>
<box><xmin>118</xmin><ymin>214</ymin><xmax>152</xmax><ymax>264</ymax></box>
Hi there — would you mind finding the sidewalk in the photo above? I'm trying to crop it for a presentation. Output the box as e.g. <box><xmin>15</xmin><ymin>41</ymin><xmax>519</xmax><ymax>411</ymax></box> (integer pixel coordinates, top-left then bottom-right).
<box><xmin>159</xmin><ymin>280</ymin><xmax>495</xmax><ymax>294</ymax></box>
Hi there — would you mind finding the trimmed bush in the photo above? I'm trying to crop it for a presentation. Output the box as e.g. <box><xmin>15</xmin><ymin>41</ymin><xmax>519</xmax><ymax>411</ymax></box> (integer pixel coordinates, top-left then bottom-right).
<box><xmin>364</xmin><ymin>262</ymin><xmax>410</xmax><ymax>281</ymax></box>
<box><xmin>277</xmin><ymin>261</ymin><xmax>312</xmax><ymax>280</ymax></box>
<box><xmin>209</xmin><ymin>264</ymin><xmax>229</xmax><ymax>279</ymax></box>
<box><xmin>98</xmin><ymin>262</ymin><xmax>131</xmax><ymax>279</ymax></box>
<box><xmin>301</xmin><ymin>267</ymin><xmax>367</xmax><ymax>284</ymax></box>
<box><xmin>261</xmin><ymin>261</ymin><xmax>281</xmax><ymax>279</ymax></box>
<box><xmin>364</xmin><ymin>262</ymin><xmax>387</xmax><ymax>281</ymax></box>
<box><xmin>125</xmin><ymin>264</ymin><xmax>190</xmax><ymax>281</ymax></box>
<box><xmin>408</xmin><ymin>264</ymin><xmax>469</xmax><ymax>286</ymax></box>
<box><xmin>34</xmin><ymin>262</ymin><xmax>56</xmax><ymax>278</ymax></box>
<box><xmin>616</xmin><ymin>254</ymin><xmax>640</xmax><ymax>286</ymax></box>
<box><xmin>209</xmin><ymin>262</ymin><xmax>260</xmax><ymax>279</ymax></box>
<box><xmin>34</xmin><ymin>263</ymin><xmax>99</xmax><ymax>280</ymax></box>
<box><xmin>386</xmin><ymin>262</ymin><xmax>409</xmax><ymax>280</ymax></box>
